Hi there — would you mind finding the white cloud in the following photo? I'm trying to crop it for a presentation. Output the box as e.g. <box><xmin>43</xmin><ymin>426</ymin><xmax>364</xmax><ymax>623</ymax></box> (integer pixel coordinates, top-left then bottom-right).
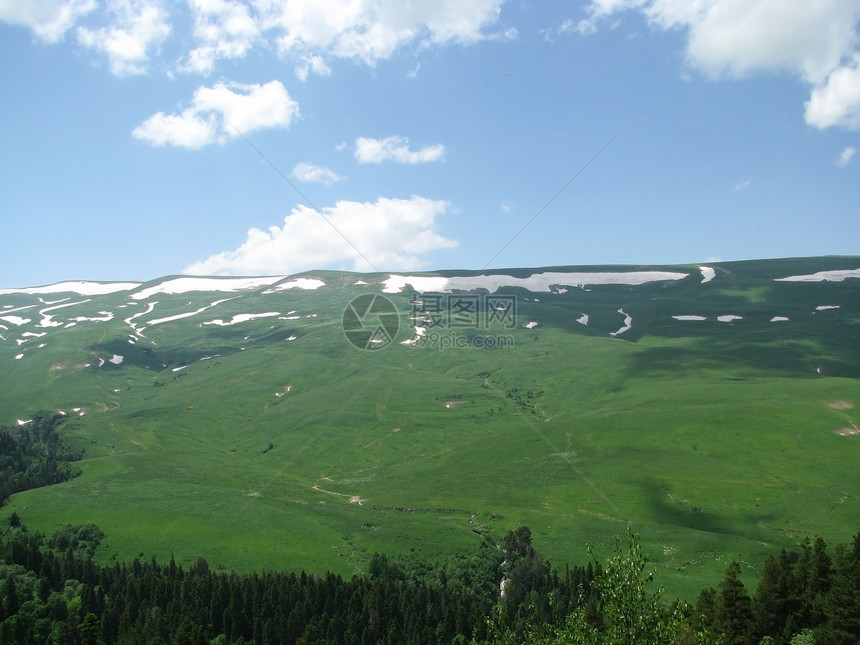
<box><xmin>354</xmin><ymin>136</ymin><xmax>445</xmax><ymax>164</ymax></box>
<box><xmin>292</xmin><ymin>162</ymin><xmax>343</xmax><ymax>184</ymax></box>
<box><xmin>132</xmin><ymin>80</ymin><xmax>298</xmax><ymax>149</ymax></box>
<box><xmin>180</xmin><ymin>0</ymin><xmax>260</xmax><ymax>75</ymax></box>
<box><xmin>581</xmin><ymin>0</ymin><xmax>860</xmax><ymax>130</ymax></box>
<box><xmin>733</xmin><ymin>179</ymin><xmax>751</xmax><ymax>191</ymax></box>
<box><xmin>560</xmin><ymin>17</ymin><xmax>597</xmax><ymax>36</ymax></box>
<box><xmin>295</xmin><ymin>54</ymin><xmax>331</xmax><ymax>81</ymax></box>
<box><xmin>4</xmin><ymin>0</ymin><xmax>508</xmax><ymax>79</ymax></box>
<box><xmin>0</xmin><ymin>0</ymin><xmax>96</xmax><ymax>42</ymax></box>
<box><xmin>76</xmin><ymin>0</ymin><xmax>171</xmax><ymax>76</ymax></box>
<box><xmin>837</xmin><ymin>146</ymin><xmax>857</xmax><ymax>167</ymax></box>
<box><xmin>183</xmin><ymin>195</ymin><xmax>458</xmax><ymax>275</ymax></box>
<box><xmin>805</xmin><ymin>56</ymin><xmax>860</xmax><ymax>130</ymax></box>
<box><xmin>260</xmin><ymin>0</ymin><xmax>507</xmax><ymax>65</ymax></box>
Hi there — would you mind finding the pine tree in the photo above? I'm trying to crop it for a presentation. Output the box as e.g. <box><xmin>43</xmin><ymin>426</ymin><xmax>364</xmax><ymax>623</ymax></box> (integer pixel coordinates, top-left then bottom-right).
<box><xmin>714</xmin><ymin>561</ymin><xmax>753</xmax><ymax>645</ymax></box>
<box><xmin>820</xmin><ymin>533</ymin><xmax>860</xmax><ymax>645</ymax></box>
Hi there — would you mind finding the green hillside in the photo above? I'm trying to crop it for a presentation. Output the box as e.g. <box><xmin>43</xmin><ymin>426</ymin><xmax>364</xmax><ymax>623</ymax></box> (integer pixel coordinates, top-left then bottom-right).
<box><xmin>1</xmin><ymin>257</ymin><xmax>858</xmax><ymax>599</ymax></box>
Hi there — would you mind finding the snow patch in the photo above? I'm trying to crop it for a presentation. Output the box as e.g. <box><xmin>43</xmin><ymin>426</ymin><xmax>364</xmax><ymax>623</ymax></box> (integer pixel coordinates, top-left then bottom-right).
<box><xmin>523</xmin><ymin>321</ymin><xmax>539</xmax><ymax>329</ymax></box>
<box><xmin>264</xmin><ymin>277</ymin><xmax>326</xmax><ymax>292</ymax></box>
<box><xmin>609</xmin><ymin>309</ymin><xmax>633</xmax><ymax>337</ymax></box>
<box><xmin>109</xmin><ymin>354</ymin><xmax>124</xmax><ymax>365</ymax></box>
<box><xmin>717</xmin><ymin>315</ymin><xmax>743</xmax><ymax>323</ymax></box>
<box><xmin>775</xmin><ymin>269</ymin><xmax>860</xmax><ymax>282</ymax></box>
<box><xmin>203</xmin><ymin>312</ymin><xmax>280</xmax><ymax>326</ymax></box>
<box><xmin>673</xmin><ymin>315</ymin><xmax>708</xmax><ymax>321</ymax></box>
<box><xmin>815</xmin><ymin>305</ymin><xmax>840</xmax><ymax>311</ymax></box>
<box><xmin>124</xmin><ymin>300</ymin><xmax>156</xmax><ymax>335</ymax></box>
<box><xmin>576</xmin><ymin>314</ymin><xmax>589</xmax><ymax>326</ymax></box>
<box><xmin>400</xmin><ymin>326</ymin><xmax>427</xmax><ymax>346</ymax></box>
<box><xmin>37</xmin><ymin>299</ymin><xmax>91</xmax><ymax>328</ymax></box>
<box><xmin>0</xmin><ymin>316</ymin><xmax>31</xmax><ymax>326</ymax></box>
<box><xmin>770</xmin><ymin>316</ymin><xmax>790</xmax><ymax>322</ymax></box>
<box><xmin>699</xmin><ymin>266</ymin><xmax>716</xmax><ymax>283</ymax></box>
<box><xmin>131</xmin><ymin>276</ymin><xmax>284</xmax><ymax>300</ymax></box>
<box><xmin>0</xmin><ymin>281</ymin><xmax>141</xmax><ymax>296</ymax></box>
<box><xmin>382</xmin><ymin>270</ymin><xmax>689</xmax><ymax>294</ymax></box>
<box><xmin>71</xmin><ymin>311</ymin><xmax>114</xmax><ymax>322</ymax></box>
<box><xmin>147</xmin><ymin>298</ymin><xmax>233</xmax><ymax>326</ymax></box>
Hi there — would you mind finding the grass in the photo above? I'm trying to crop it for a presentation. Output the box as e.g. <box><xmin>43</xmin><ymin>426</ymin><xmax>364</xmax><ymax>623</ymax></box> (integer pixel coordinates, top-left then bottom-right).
<box><xmin>1</xmin><ymin>257</ymin><xmax>859</xmax><ymax>600</ymax></box>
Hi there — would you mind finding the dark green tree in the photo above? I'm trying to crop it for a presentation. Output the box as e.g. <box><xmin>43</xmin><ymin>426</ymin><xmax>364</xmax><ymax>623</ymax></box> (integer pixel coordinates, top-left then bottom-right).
<box><xmin>820</xmin><ymin>533</ymin><xmax>860</xmax><ymax>645</ymax></box>
<box><xmin>713</xmin><ymin>561</ymin><xmax>753</xmax><ymax>645</ymax></box>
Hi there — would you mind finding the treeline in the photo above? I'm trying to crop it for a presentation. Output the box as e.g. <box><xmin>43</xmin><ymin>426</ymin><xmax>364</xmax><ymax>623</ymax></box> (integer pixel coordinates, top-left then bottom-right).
<box><xmin>1</xmin><ymin>517</ymin><xmax>858</xmax><ymax>644</ymax></box>
<box><xmin>0</xmin><ymin>412</ymin><xmax>82</xmax><ymax>505</ymax></box>
<box><xmin>0</xmin><ymin>522</ymin><xmax>592</xmax><ymax>644</ymax></box>
<box><xmin>481</xmin><ymin>529</ymin><xmax>860</xmax><ymax>645</ymax></box>
<box><xmin>691</xmin><ymin>534</ymin><xmax>860</xmax><ymax>645</ymax></box>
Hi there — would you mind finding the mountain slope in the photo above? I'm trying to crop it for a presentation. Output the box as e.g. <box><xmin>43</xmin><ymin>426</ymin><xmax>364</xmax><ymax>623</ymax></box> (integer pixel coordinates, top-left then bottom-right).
<box><xmin>1</xmin><ymin>257</ymin><xmax>858</xmax><ymax>598</ymax></box>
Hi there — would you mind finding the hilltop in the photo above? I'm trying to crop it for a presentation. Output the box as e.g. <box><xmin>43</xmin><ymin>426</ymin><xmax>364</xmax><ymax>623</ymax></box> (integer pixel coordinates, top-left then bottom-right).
<box><xmin>1</xmin><ymin>256</ymin><xmax>858</xmax><ymax>598</ymax></box>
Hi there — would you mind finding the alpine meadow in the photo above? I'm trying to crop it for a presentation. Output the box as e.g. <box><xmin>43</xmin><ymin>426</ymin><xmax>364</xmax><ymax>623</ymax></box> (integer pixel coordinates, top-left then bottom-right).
<box><xmin>2</xmin><ymin>258</ymin><xmax>858</xmax><ymax>602</ymax></box>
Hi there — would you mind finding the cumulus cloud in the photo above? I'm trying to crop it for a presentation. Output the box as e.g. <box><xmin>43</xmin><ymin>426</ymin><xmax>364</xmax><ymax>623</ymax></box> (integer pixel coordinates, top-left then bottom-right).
<box><xmin>260</xmin><ymin>0</ymin><xmax>506</xmax><ymax>65</ymax></box>
<box><xmin>76</xmin><ymin>0</ymin><xmax>171</xmax><ymax>76</ymax></box>
<box><xmin>132</xmin><ymin>80</ymin><xmax>298</xmax><ymax>149</ymax></box>
<box><xmin>3</xmin><ymin>0</ymin><xmax>507</xmax><ymax>78</ymax></box>
<box><xmin>837</xmin><ymin>146</ymin><xmax>857</xmax><ymax>167</ymax></box>
<box><xmin>295</xmin><ymin>54</ymin><xmax>331</xmax><ymax>81</ymax></box>
<box><xmin>183</xmin><ymin>196</ymin><xmax>458</xmax><ymax>275</ymax></box>
<box><xmin>292</xmin><ymin>162</ymin><xmax>343</xmax><ymax>184</ymax></box>
<box><xmin>0</xmin><ymin>0</ymin><xmax>96</xmax><ymax>42</ymax></box>
<box><xmin>354</xmin><ymin>136</ymin><xmax>445</xmax><ymax>164</ymax></box>
<box><xmin>579</xmin><ymin>0</ymin><xmax>860</xmax><ymax>130</ymax></box>
<box><xmin>806</xmin><ymin>57</ymin><xmax>860</xmax><ymax>130</ymax></box>
<box><xmin>180</xmin><ymin>0</ymin><xmax>260</xmax><ymax>75</ymax></box>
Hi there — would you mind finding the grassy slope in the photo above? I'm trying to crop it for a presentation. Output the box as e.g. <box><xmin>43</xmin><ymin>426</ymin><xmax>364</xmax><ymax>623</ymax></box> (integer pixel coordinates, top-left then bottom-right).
<box><xmin>1</xmin><ymin>258</ymin><xmax>858</xmax><ymax>599</ymax></box>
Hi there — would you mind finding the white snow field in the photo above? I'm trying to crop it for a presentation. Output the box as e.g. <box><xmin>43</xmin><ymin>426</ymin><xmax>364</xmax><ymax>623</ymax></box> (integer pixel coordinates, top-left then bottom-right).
<box><xmin>131</xmin><ymin>276</ymin><xmax>284</xmax><ymax>300</ymax></box>
<box><xmin>263</xmin><ymin>278</ymin><xmax>326</xmax><ymax>292</ymax></box>
<box><xmin>699</xmin><ymin>266</ymin><xmax>716</xmax><ymax>283</ymax></box>
<box><xmin>382</xmin><ymin>270</ymin><xmax>689</xmax><ymax>294</ymax></box>
<box><xmin>204</xmin><ymin>312</ymin><xmax>281</xmax><ymax>326</ymax></box>
<box><xmin>0</xmin><ymin>281</ymin><xmax>141</xmax><ymax>296</ymax></box>
<box><xmin>775</xmin><ymin>269</ymin><xmax>860</xmax><ymax>282</ymax></box>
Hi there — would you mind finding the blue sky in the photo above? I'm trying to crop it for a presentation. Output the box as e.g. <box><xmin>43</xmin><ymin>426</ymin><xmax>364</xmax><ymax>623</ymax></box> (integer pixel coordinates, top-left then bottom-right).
<box><xmin>1</xmin><ymin>0</ymin><xmax>858</xmax><ymax>287</ymax></box>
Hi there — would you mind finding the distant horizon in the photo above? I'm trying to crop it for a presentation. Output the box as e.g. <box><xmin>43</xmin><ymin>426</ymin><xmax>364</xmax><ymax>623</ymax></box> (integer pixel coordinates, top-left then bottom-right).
<box><xmin>3</xmin><ymin>253</ymin><xmax>859</xmax><ymax>291</ymax></box>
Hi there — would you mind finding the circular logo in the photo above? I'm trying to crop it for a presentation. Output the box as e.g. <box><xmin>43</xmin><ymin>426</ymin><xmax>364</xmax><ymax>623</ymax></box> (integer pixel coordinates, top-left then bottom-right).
<box><xmin>342</xmin><ymin>294</ymin><xmax>400</xmax><ymax>350</ymax></box>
